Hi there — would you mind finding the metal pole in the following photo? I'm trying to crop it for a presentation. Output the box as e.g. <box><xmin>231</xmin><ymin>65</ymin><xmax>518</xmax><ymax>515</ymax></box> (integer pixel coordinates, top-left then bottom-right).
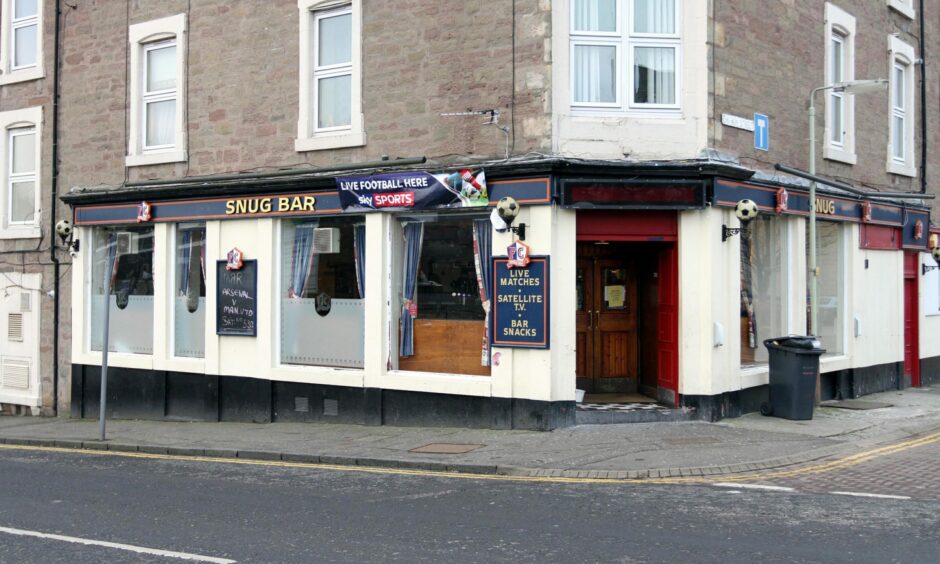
<box><xmin>808</xmin><ymin>94</ymin><xmax>818</xmax><ymax>337</ymax></box>
<box><xmin>99</xmin><ymin>243</ymin><xmax>113</xmax><ymax>441</ymax></box>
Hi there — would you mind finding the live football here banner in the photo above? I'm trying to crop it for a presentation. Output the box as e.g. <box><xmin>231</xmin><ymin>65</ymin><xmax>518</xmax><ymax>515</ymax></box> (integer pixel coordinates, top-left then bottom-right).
<box><xmin>336</xmin><ymin>170</ymin><xmax>488</xmax><ymax>211</ymax></box>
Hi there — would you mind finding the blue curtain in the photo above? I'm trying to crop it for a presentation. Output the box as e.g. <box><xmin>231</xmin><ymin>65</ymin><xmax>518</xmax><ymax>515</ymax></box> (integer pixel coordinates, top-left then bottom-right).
<box><xmin>106</xmin><ymin>232</ymin><xmax>118</xmax><ymax>293</ymax></box>
<box><xmin>399</xmin><ymin>222</ymin><xmax>424</xmax><ymax>357</ymax></box>
<box><xmin>472</xmin><ymin>219</ymin><xmax>493</xmax><ymax>366</ymax></box>
<box><xmin>288</xmin><ymin>220</ymin><xmax>319</xmax><ymax>297</ymax></box>
<box><xmin>178</xmin><ymin>229</ymin><xmax>192</xmax><ymax>296</ymax></box>
<box><xmin>353</xmin><ymin>223</ymin><xmax>366</xmax><ymax>299</ymax></box>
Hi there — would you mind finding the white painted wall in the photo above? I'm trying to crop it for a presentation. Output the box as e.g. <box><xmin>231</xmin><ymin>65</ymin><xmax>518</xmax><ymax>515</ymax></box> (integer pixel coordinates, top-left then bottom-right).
<box><xmin>0</xmin><ymin>271</ymin><xmax>42</xmax><ymax>407</ymax></box>
<box><xmin>551</xmin><ymin>0</ymin><xmax>709</xmax><ymax>159</ymax></box>
<box><xmin>921</xmin><ymin>251</ymin><xmax>940</xmax><ymax>360</ymax></box>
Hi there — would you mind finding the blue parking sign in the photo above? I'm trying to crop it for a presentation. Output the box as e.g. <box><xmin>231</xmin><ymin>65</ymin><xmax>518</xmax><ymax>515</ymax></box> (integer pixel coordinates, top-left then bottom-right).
<box><xmin>754</xmin><ymin>113</ymin><xmax>769</xmax><ymax>151</ymax></box>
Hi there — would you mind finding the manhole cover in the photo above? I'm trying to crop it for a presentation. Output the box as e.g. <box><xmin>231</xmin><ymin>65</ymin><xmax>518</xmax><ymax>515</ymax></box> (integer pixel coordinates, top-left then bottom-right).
<box><xmin>409</xmin><ymin>443</ymin><xmax>484</xmax><ymax>454</ymax></box>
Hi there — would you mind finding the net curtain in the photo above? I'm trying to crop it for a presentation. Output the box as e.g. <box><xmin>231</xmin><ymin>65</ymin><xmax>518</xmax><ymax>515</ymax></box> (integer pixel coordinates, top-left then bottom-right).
<box><xmin>399</xmin><ymin>222</ymin><xmax>424</xmax><ymax>357</ymax></box>
<box><xmin>472</xmin><ymin>219</ymin><xmax>493</xmax><ymax>366</ymax></box>
<box><xmin>288</xmin><ymin>220</ymin><xmax>320</xmax><ymax>298</ymax></box>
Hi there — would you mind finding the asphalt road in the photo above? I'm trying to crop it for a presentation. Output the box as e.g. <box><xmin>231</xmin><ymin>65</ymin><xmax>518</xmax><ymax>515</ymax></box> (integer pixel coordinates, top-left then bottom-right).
<box><xmin>0</xmin><ymin>447</ymin><xmax>938</xmax><ymax>563</ymax></box>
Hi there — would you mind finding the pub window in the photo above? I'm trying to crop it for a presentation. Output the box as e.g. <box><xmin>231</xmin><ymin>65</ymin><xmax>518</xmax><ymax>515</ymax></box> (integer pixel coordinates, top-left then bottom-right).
<box><xmin>279</xmin><ymin>216</ymin><xmax>365</xmax><ymax>368</ymax></box>
<box><xmin>173</xmin><ymin>223</ymin><xmax>206</xmax><ymax>358</ymax></box>
<box><xmin>740</xmin><ymin>216</ymin><xmax>789</xmax><ymax>366</ymax></box>
<box><xmin>89</xmin><ymin>226</ymin><xmax>155</xmax><ymax>354</ymax></box>
<box><xmin>808</xmin><ymin>221</ymin><xmax>845</xmax><ymax>355</ymax></box>
<box><xmin>398</xmin><ymin>215</ymin><xmax>492</xmax><ymax>376</ymax></box>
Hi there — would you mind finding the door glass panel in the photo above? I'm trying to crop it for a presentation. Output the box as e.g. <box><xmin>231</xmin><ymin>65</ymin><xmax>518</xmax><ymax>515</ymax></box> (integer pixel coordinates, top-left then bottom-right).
<box><xmin>576</xmin><ymin>268</ymin><xmax>585</xmax><ymax>311</ymax></box>
<box><xmin>603</xmin><ymin>268</ymin><xmax>627</xmax><ymax>310</ymax></box>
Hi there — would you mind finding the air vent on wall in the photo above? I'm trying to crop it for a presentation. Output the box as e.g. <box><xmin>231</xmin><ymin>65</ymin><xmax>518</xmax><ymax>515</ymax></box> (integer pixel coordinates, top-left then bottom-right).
<box><xmin>7</xmin><ymin>313</ymin><xmax>23</xmax><ymax>342</ymax></box>
<box><xmin>312</xmin><ymin>228</ymin><xmax>340</xmax><ymax>254</ymax></box>
<box><xmin>1</xmin><ymin>357</ymin><xmax>30</xmax><ymax>390</ymax></box>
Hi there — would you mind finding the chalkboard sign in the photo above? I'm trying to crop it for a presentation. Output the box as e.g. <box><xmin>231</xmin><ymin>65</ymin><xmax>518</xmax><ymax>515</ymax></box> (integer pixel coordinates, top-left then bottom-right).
<box><xmin>216</xmin><ymin>260</ymin><xmax>258</xmax><ymax>336</ymax></box>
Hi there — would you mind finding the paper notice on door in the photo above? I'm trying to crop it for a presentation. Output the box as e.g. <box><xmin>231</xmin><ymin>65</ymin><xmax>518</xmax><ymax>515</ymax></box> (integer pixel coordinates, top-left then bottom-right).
<box><xmin>605</xmin><ymin>285</ymin><xmax>626</xmax><ymax>309</ymax></box>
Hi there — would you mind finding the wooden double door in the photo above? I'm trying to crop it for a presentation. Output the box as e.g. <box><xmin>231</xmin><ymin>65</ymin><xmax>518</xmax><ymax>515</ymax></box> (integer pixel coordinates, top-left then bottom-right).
<box><xmin>576</xmin><ymin>255</ymin><xmax>640</xmax><ymax>392</ymax></box>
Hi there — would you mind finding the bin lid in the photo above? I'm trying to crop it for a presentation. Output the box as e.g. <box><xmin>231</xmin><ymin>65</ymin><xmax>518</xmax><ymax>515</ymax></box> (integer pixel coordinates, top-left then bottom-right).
<box><xmin>763</xmin><ymin>336</ymin><xmax>824</xmax><ymax>352</ymax></box>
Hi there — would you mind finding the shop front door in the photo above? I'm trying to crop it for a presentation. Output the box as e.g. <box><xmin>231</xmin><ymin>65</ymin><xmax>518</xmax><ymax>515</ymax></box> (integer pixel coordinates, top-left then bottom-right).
<box><xmin>576</xmin><ymin>257</ymin><xmax>638</xmax><ymax>392</ymax></box>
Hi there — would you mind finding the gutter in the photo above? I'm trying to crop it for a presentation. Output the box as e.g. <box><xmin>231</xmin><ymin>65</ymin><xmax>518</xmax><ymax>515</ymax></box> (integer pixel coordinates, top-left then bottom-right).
<box><xmin>50</xmin><ymin>0</ymin><xmax>62</xmax><ymax>416</ymax></box>
<box><xmin>918</xmin><ymin>0</ymin><xmax>927</xmax><ymax>193</ymax></box>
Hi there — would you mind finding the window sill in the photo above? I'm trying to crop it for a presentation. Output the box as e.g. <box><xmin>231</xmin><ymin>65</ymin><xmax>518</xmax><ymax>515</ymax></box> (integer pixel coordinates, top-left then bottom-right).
<box><xmin>887</xmin><ymin>160</ymin><xmax>917</xmax><ymax>177</ymax></box>
<box><xmin>823</xmin><ymin>145</ymin><xmax>857</xmax><ymax>165</ymax></box>
<box><xmin>126</xmin><ymin>149</ymin><xmax>187</xmax><ymax>167</ymax></box>
<box><xmin>295</xmin><ymin>131</ymin><xmax>366</xmax><ymax>152</ymax></box>
<box><xmin>0</xmin><ymin>226</ymin><xmax>41</xmax><ymax>239</ymax></box>
<box><xmin>0</xmin><ymin>65</ymin><xmax>45</xmax><ymax>86</ymax></box>
<box><xmin>568</xmin><ymin>108</ymin><xmax>684</xmax><ymax>120</ymax></box>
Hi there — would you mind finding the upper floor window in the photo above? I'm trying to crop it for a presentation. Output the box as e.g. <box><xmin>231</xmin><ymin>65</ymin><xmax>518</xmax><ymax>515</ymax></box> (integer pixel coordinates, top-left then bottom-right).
<box><xmin>887</xmin><ymin>0</ymin><xmax>915</xmax><ymax>20</ymax></box>
<box><xmin>0</xmin><ymin>106</ymin><xmax>41</xmax><ymax>239</ymax></box>
<box><xmin>824</xmin><ymin>3</ymin><xmax>856</xmax><ymax>164</ymax></box>
<box><xmin>570</xmin><ymin>0</ymin><xmax>679</xmax><ymax>112</ymax></box>
<box><xmin>0</xmin><ymin>0</ymin><xmax>44</xmax><ymax>85</ymax></box>
<box><xmin>887</xmin><ymin>35</ymin><xmax>916</xmax><ymax>177</ymax></box>
<box><xmin>296</xmin><ymin>0</ymin><xmax>365</xmax><ymax>152</ymax></box>
<box><xmin>127</xmin><ymin>14</ymin><xmax>187</xmax><ymax>167</ymax></box>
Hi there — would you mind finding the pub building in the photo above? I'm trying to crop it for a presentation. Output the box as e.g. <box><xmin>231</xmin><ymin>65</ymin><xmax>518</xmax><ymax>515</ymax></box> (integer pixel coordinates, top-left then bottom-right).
<box><xmin>63</xmin><ymin>157</ymin><xmax>937</xmax><ymax>430</ymax></box>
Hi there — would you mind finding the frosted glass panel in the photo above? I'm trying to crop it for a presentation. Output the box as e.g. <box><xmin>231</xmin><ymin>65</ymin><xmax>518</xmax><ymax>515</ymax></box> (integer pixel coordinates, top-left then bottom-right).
<box><xmin>281</xmin><ymin>299</ymin><xmax>364</xmax><ymax>367</ymax></box>
<box><xmin>573</xmin><ymin>0</ymin><xmax>616</xmax><ymax>32</ymax></box>
<box><xmin>14</xmin><ymin>0</ymin><xmax>37</xmax><ymax>18</ymax></box>
<box><xmin>14</xmin><ymin>25</ymin><xmax>37</xmax><ymax>67</ymax></box>
<box><xmin>90</xmin><ymin>296</ymin><xmax>154</xmax><ymax>354</ymax></box>
<box><xmin>175</xmin><ymin>297</ymin><xmax>205</xmax><ymax>358</ymax></box>
<box><xmin>12</xmin><ymin>132</ymin><xmax>35</xmax><ymax>174</ymax></box>
<box><xmin>146</xmin><ymin>45</ymin><xmax>177</xmax><ymax>92</ymax></box>
<box><xmin>317</xmin><ymin>75</ymin><xmax>351</xmax><ymax>128</ymax></box>
<box><xmin>146</xmin><ymin>99</ymin><xmax>176</xmax><ymax>147</ymax></box>
<box><xmin>318</xmin><ymin>13</ymin><xmax>351</xmax><ymax>66</ymax></box>
<box><xmin>893</xmin><ymin>115</ymin><xmax>904</xmax><ymax>160</ymax></box>
<box><xmin>10</xmin><ymin>181</ymin><xmax>34</xmax><ymax>222</ymax></box>
<box><xmin>810</xmin><ymin>222</ymin><xmax>844</xmax><ymax>355</ymax></box>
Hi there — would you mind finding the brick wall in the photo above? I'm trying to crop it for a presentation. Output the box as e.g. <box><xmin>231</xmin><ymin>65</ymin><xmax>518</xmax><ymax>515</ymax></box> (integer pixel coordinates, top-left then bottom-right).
<box><xmin>711</xmin><ymin>0</ymin><xmax>939</xmax><ymax>217</ymax></box>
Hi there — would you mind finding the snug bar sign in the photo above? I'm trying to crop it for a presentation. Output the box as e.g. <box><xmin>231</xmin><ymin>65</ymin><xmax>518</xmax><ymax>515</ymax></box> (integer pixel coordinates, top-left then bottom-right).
<box><xmin>225</xmin><ymin>195</ymin><xmax>316</xmax><ymax>215</ymax></box>
<box><xmin>492</xmin><ymin>256</ymin><xmax>549</xmax><ymax>349</ymax></box>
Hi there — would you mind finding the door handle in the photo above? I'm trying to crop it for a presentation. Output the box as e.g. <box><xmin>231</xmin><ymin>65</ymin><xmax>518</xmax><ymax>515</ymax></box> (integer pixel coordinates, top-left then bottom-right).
<box><xmin>594</xmin><ymin>310</ymin><xmax>600</xmax><ymax>329</ymax></box>
<box><xmin>587</xmin><ymin>310</ymin><xmax>593</xmax><ymax>330</ymax></box>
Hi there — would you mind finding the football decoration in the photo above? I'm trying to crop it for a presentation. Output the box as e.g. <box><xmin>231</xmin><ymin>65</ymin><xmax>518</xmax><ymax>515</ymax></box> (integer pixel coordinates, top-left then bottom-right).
<box><xmin>734</xmin><ymin>199</ymin><xmax>759</xmax><ymax>222</ymax></box>
<box><xmin>496</xmin><ymin>196</ymin><xmax>520</xmax><ymax>224</ymax></box>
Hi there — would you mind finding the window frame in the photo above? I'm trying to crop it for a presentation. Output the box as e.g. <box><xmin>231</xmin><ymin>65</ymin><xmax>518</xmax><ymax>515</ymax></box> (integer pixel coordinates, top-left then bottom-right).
<box><xmin>7</xmin><ymin>126</ymin><xmax>36</xmax><ymax>226</ymax></box>
<box><xmin>887</xmin><ymin>0</ymin><xmax>915</xmax><ymax>20</ymax></box>
<box><xmin>126</xmin><ymin>14</ymin><xmax>187</xmax><ymax>167</ymax></box>
<box><xmin>296</xmin><ymin>0</ymin><xmax>365</xmax><ymax>152</ymax></box>
<box><xmin>887</xmin><ymin>35</ymin><xmax>916</xmax><ymax>177</ymax></box>
<box><xmin>569</xmin><ymin>0</ymin><xmax>682</xmax><ymax>114</ymax></box>
<box><xmin>0</xmin><ymin>106</ymin><xmax>41</xmax><ymax>239</ymax></box>
<box><xmin>0</xmin><ymin>0</ymin><xmax>44</xmax><ymax>84</ymax></box>
<box><xmin>171</xmin><ymin>222</ymin><xmax>207</xmax><ymax>360</ymax></box>
<box><xmin>823</xmin><ymin>3</ymin><xmax>856</xmax><ymax>165</ymax></box>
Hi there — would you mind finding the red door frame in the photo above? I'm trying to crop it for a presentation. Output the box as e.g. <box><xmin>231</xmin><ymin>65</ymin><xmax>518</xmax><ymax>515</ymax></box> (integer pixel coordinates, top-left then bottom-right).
<box><xmin>903</xmin><ymin>252</ymin><xmax>920</xmax><ymax>387</ymax></box>
<box><xmin>576</xmin><ymin>211</ymin><xmax>680</xmax><ymax>405</ymax></box>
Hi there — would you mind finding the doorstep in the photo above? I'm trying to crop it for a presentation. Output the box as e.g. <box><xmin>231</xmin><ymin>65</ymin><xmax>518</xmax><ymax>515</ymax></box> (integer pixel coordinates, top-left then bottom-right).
<box><xmin>575</xmin><ymin>402</ymin><xmax>696</xmax><ymax>425</ymax></box>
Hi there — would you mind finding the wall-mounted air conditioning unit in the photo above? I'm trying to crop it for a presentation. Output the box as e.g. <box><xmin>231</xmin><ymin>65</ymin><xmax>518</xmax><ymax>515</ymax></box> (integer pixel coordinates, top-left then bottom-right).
<box><xmin>116</xmin><ymin>231</ymin><xmax>138</xmax><ymax>255</ymax></box>
<box><xmin>312</xmin><ymin>227</ymin><xmax>340</xmax><ymax>253</ymax></box>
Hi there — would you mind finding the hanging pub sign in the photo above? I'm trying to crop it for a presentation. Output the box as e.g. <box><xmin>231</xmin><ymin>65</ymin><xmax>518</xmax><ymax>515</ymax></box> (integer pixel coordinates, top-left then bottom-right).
<box><xmin>216</xmin><ymin>259</ymin><xmax>257</xmax><ymax>336</ymax></box>
<box><xmin>506</xmin><ymin>239</ymin><xmax>531</xmax><ymax>268</ymax></box>
<box><xmin>491</xmin><ymin>256</ymin><xmax>549</xmax><ymax>349</ymax></box>
<box><xmin>336</xmin><ymin>169</ymin><xmax>488</xmax><ymax>211</ymax></box>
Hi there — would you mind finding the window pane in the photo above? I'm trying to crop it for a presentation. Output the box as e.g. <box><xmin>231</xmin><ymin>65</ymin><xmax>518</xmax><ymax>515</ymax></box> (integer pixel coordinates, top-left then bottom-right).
<box><xmin>634</xmin><ymin>0</ymin><xmax>675</xmax><ymax>34</ymax></box>
<box><xmin>414</xmin><ymin>218</ymin><xmax>484</xmax><ymax>321</ymax></box>
<box><xmin>175</xmin><ymin>225</ymin><xmax>206</xmax><ymax>359</ymax></box>
<box><xmin>573</xmin><ymin>44</ymin><xmax>616</xmax><ymax>103</ymax></box>
<box><xmin>830</xmin><ymin>36</ymin><xmax>843</xmax><ymax>83</ymax></box>
<box><xmin>317</xmin><ymin>74</ymin><xmax>351</xmax><ymax>128</ymax></box>
<box><xmin>146</xmin><ymin>45</ymin><xmax>176</xmax><ymax>92</ymax></box>
<box><xmin>741</xmin><ymin>217</ymin><xmax>788</xmax><ymax>365</ymax></box>
<box><xmin>634</xmin><ymin>47</ymin><xmax>675</xmax><ymax>104</ymax></box>
<box><xmin>573</xmin><ymin>0</ymin><xmax>616</xmax><ymax>33</ymax></box>
<box><xmin>318</xmin><ymin>13</ymin><xmax>351</xmax><ymax>66</ymax></box>
<box><xmin>89</xmin><ymin>227</ymin><xmax>155</xmax><ymax>354</ymax></box>
<box><xmin>10</xmin><ymin>181</ymin><xmax>34</xmax><ymax>223</ymax></box>
<box><xmin>146</xmin><ymin>99</ymin><xmax>176</xmax><ymax>147</ymax></box>
<box><xmin>13</xmin><ymin>24</ymin><xmax>37</xmax><ymax>67</ymax></box>
<box><xmin>830</xmin><ymin>94</ymin><xmax>843</xmax><ymax>144</ymax></box>
<box><xmin>14</xmin><ymin>0</ymin><xmax>37</xmax><ymax>19</ymax></box>
<box><xmin>809</xmin><ymin>222</ymin><xmax>844</xmax><ymax>355</ymax></box>
<box><xmin>893</xmin><ymin>115</ymin><xmax>904</xmax><ymax>160</ymax></box>
<box><xmin>280</xmin><ymin>216</ymin><xmax>364</xmax><ymax>368</ymax></box>
<box><xmin>11</xmin><ymin>132</ymin><xmax>35</xmax><ymax>174</ymax></box>
<box><xmin>893</xmin><ymin>65</ymin><xmax>905</xmax><ymax>108</ymax></box>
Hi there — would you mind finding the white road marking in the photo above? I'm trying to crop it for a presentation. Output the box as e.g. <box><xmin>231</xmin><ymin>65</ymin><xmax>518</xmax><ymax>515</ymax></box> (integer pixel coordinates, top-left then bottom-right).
<box><xmin>830</xmin><ymin>491</ymin><xmax>911</xmax><ymax>500</ymax></box>
<box><xmin>0</xmin><ymin>526</ymin><xmax>236</xmax><ymax>563</ymax></box>
<box><xmin>713</xmin><ymin>482</ymin><xmax>795</xmax><ymax>492</ymax></box>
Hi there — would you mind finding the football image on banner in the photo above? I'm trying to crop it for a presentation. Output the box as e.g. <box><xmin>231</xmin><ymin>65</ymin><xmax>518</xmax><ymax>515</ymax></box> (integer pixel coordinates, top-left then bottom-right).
<box><xmin>337</xmin><ymin>169</ymin><xmax>488</xmax><ymax>211</ymax></box>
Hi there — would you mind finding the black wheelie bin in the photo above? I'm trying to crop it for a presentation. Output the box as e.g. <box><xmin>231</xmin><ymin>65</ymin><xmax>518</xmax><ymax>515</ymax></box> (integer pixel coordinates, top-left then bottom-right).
<box><xmin>760</xmin><ymin>336</ymin><xmax>825</xmax><ymax>420</ymax></box>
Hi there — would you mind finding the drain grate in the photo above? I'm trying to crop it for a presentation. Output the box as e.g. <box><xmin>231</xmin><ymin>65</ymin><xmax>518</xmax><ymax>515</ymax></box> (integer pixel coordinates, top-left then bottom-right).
<box><xmin>409</xmin><ymin>443</ymin><xmax>484</xmax><ymax>454</ymax></box>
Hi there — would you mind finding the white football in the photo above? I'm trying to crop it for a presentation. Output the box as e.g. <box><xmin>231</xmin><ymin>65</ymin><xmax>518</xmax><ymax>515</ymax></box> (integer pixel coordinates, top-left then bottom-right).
<box><xmin>496</xmin><ymin>196</ymin><xmax>520</xmax><ymax>220</ymax></box>
<box><xmin>735</xmin><ymin>199</ymin><xmax>759</xmax><ymax>222</ymax></box>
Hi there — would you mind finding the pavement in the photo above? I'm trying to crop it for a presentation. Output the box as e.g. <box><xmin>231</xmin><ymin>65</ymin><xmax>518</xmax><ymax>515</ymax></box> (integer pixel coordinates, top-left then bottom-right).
<box><xmin>2</xmin><ymin>386</ymin><xmax>940</xmax><ymax>480</ymax></box>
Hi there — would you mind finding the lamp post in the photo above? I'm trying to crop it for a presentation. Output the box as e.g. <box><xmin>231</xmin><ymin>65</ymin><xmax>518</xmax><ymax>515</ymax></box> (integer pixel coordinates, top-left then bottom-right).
<box><xmin>807</xmin><ymin>79</ymin><xmax>887</xmax><ymax>336</ymax></box>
